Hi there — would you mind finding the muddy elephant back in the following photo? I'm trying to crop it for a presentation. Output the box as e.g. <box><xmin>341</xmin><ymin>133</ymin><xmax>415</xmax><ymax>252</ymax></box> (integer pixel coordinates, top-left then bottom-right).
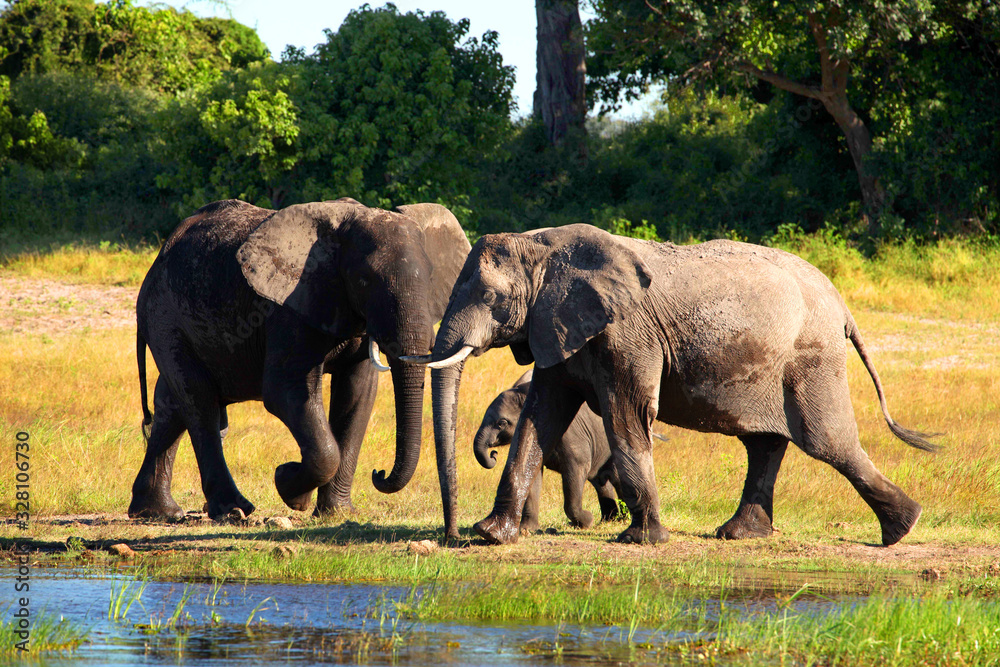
<box><xmin>395</xmin><ymin>204</ymin><xmax>472</xmax><ymax>322</ymax></box>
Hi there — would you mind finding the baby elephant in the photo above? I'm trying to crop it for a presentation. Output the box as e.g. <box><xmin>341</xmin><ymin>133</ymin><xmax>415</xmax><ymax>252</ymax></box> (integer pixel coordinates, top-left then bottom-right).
<box><xmin>474</xmin><ymin>370</ymin><xmax>623</xmax><ymax>530</ymax></box>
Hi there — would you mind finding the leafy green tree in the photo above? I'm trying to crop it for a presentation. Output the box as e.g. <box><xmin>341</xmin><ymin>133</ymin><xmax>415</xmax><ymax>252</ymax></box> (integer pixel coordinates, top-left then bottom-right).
<box><xmin>587</xmin><ymin>0</ymin><xmax>983</xmax><ymax>234</ymax></box>
<box><xmin>0</xmin><ymin>0</ymin><xmax>269</xmax><ymax>93</ymax></box>
<box><xmin>286</xmin><ymin>3</ymin><xmax>515</xmax><ymax>213</ymax></box>
<box><xmin>154</xmin><ymin>63</ymin><xmax>299</xmax><ymax>212</ymax></box>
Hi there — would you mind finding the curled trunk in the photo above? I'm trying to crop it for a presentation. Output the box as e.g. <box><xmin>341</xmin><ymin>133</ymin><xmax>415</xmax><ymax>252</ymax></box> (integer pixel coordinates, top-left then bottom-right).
<box><xmin>474</xmin><ymin>430</ymin><xmax>500</xmax><ymax>469</ymax></box>
<box><xmin>371</xmin><ymin>356</ymin><xmax>426</xmax><ymax>493</ymax></box>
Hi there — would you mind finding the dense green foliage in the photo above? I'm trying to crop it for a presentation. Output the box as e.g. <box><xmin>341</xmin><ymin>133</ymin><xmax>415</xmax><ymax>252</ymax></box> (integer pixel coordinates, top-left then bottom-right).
<box><xmin>0</xmin><ymin>1</ymin><xmax>514</xmax><ymax>243</ymax></box>
<box><xmin>0</xmin><ymin>0</ymin><xmax>995</xmax><ymax>246</ymax></box>
<box><xmin>583</xmin><ymin>0</ymin><xmax>1000</xmax><ymax>240</ymax></box>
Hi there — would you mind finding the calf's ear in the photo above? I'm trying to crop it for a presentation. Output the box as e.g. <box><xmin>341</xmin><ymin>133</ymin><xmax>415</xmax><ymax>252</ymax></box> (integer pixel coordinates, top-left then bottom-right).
<box><xmin>528</xmin><ymin>227</ymin><xmax>651</xmax><ymax>369</ymax></box>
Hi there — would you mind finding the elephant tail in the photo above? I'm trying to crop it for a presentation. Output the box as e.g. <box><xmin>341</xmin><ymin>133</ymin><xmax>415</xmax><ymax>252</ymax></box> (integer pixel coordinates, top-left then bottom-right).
<box><xmin>137</xmin><ymin>332</ymin><xmax>153</xmax><ymax>442</ymax></box>
<box><xmin>846</xmin><ymin>317</ymin><xmax>940</xmax><ymax>452</ymax></box>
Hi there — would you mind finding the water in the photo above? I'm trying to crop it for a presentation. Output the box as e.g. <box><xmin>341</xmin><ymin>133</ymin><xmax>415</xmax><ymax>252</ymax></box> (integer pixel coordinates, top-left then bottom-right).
<box><xmin>4</xmin><ymin>568</ymin><xmax>843</xmax><ymax>666</ymax></box>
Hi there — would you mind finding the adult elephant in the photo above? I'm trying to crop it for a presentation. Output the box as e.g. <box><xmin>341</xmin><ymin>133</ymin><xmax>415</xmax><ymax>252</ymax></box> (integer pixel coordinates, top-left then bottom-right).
<box><xmin>406</xmin><ymin>224</ymin><xmax>938</xmax><ymax>545</ymax></box>
<box><xmin>129</xmin><ymin>198</ymin><xmax>470</xmax><ymax>521</ymax></box>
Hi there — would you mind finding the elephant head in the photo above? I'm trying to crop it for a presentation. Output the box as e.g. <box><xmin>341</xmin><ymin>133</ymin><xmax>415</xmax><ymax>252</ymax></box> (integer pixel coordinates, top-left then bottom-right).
<box><xmin>238</xmin><ymin>201</ymin><xmax>437</xmax><ymax>495</ymax></box>
<box><xmin>473</xmin><ymin>370</ymin><xmax>533</xmax><ymax>469</ymax></box>
<box><xmin>405</xmin><ymin>224</ymin><xmax>650</xmax><ymax>536</ymax></box>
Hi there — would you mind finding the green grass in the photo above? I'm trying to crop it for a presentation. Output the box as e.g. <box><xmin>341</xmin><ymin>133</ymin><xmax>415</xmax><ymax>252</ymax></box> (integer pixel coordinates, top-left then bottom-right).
<box><xmin>0</xmin><ymin>612</ymin><xmax>88</xmax><ymax>655</ymax></box>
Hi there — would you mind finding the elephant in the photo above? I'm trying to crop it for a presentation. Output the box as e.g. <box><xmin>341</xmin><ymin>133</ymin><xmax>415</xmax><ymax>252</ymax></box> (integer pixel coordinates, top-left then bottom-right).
<box><xmin>405</xmin><ymin>224</ymin><xmax>938</xmax><ymax>545</ymax></box>
<box><xmin>129</xmin><ymin>197</ymin><xmax>471</xmax><ymax>521</ymax></box>
<box><xmin>475</xmin><ymin>369</ymin><xmax>624</xmax><ymax>530</ymax></box>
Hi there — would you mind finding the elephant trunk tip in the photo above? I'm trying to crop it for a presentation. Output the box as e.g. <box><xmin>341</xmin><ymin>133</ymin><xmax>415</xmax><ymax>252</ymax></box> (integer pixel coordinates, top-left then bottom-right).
<box><xmin>371</xmin><ymin>467</ymin><xmax>410</xmax><ymax>494</ymax></box>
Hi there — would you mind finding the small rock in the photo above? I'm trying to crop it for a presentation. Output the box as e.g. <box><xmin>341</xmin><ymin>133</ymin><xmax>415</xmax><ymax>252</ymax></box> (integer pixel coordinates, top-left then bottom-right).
<box><xmin>266</xmin><ymin>516</ymin><xmax>294</xmax><ymax>530</ymax></box>
<box><xmin>108</xmin><ymin>543</ymin><xmax>135</xmax><ymax>558</ymax></box>
<box><xmin>407</xmin><ymin>539</ymin><xmax>439</xmax><ymax>555</ymax></box>
<box><xmin>273</xmin><ymin>545</ymin><xmax>298</xmax><ymax>559</ymax></box>
<box><xmin>920</xmin><ymin>567</ymin><xmax>942</xmax><ymax>582</ymax></box>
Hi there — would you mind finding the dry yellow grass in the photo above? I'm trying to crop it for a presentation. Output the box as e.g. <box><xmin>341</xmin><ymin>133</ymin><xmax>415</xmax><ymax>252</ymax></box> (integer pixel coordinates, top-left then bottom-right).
<box><xmin>1</xmin><ymin>306</ymin><xmax>997</xmax><ymax>545</ymax></box>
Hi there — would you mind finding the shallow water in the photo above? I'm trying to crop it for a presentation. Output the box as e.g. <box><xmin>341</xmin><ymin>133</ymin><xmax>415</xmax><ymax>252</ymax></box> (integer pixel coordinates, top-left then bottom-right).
<box><xmin>5</xmin><ymin>568</ymin><xmax>843</xmax><ymax>666</ymax></box>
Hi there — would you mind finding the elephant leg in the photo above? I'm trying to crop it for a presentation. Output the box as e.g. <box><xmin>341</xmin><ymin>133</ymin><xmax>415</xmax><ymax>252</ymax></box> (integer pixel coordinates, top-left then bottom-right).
<box><xmin>592</xmin><ymin>476</ymin><xmax>622</xmax><ymax>522</ymax></box>
<box><xmin>602</xmin><ymin>395</ymin><xmax>667</xmax><ymax>545</ymax></box>
<box><xmin>791</xmin><ymin>373</ymin><xmax>921</xmax><ymax>546</ymax></box>
<box><xmin>146</xmin><ymin>347</ymin><xmax>253</xmax><ymax>520</ymax></box>
<box><xmin>263</xmin><ymin>335</ymin><xmax>340</xmax><ymax>512</ymax></box>
<box><xmin>315</xmin><ymin>347</ymin><xmax>379</xmax><ymax>516</ymax></box>
<box><xmin>128</xmin><ymin>377</ymin><xmax>186</xmax><ymax>520</ymax></box>
<box><xmin>474</xmin><ymin>369</ymin><xmax>582</xmax><ymax>544</ymax></box>
<box><xmin>519</xmin><ymin>468</ymin><xmax>542</xmax><ymax>534</ymax></box>
<box><xmin>562</xmin><ymin>463</ymin><xmax>594</xmax><ymax>529</ymax></box>
<box><xmin>716</xmin><ymin>434</ymin><xmax>788</xmax><ymax>540</ymax></box>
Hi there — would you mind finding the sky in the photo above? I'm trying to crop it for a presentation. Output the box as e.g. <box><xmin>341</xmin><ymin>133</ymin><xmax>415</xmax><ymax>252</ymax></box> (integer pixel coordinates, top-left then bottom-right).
<box><xmin>179</xmin><ymin>0</ymin><xmax>659</xmax><ymax>118</ymax></box>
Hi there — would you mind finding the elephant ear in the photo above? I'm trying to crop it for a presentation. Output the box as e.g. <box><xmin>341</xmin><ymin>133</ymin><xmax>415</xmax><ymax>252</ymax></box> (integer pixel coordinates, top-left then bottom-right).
<box><xmin>394</xmin><ymin>203</ymin><xmax>472</xmax><ymax>322</ymax></box>
<box><xmin>237</xmin><ymin>201</ymin><xmax>359</xmax><ymax>337</ymax></box>
<box><xmin>528</xmin><ymin>225</ymin><xmax>652</xmax><ymax>369</ymax></box>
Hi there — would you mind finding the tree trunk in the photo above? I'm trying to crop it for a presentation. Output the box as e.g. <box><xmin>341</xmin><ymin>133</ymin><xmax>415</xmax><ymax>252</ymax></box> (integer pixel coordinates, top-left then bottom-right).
<box><xmin>735</xmin><ymin>10</ymin><xmax>887</xmax><ymax>235</ymax></box>
<box><xmin>822</xmin><ymin>94</ymin><xmax>886</xmax><ymax>230</ymax></box>
<box><xmin>534</xmin><ymin>0</ymin><xmax>587</xmax><ymax>159</ymax></box>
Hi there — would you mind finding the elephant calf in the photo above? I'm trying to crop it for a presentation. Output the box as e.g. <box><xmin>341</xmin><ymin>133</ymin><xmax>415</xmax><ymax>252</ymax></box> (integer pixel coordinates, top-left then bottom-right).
<box><xmin>475</xmin><ymin>370</ymin><xmax>623</xmax><ymax>530</ymax></box>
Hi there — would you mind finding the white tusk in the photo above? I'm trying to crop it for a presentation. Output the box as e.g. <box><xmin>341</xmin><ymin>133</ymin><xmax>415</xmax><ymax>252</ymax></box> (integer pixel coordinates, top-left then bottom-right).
<box><xmin>401</xmin><ymin>345</ymin><xmax>474</xmax><ymax>368</ymax></box>
<box><xmin>400</xmin><ymin>354</ymin><xmax>434</xmax><ymax>364</ymax></box>
<box><xmin>426</xmin><ymin>345</ymin><xmax>474</xmax><ymax>369</ymax></box>
<box><xmin>368</xmin><ymin>339</ymin><xmax>392</xmax><ymax>372</ymax></box>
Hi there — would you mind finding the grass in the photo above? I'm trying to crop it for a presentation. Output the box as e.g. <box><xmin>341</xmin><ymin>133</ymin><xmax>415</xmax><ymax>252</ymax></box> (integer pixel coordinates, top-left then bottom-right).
<box><xmin>0</xmin><ymin>239</ymin><xmax>158</xmax><ymax>287</ymax></box>
<box><xmin>0</xmin><ymin>612</ymin><xmax>88</xmax><ymax>655</ymax></box>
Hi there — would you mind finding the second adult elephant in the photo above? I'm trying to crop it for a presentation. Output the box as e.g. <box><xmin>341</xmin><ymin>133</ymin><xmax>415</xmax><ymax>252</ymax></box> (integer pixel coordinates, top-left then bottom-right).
<box><xmin>129</xmin><ymin>198</ymin><xmax>470</xmax><ymax>520</ymax></box>
<box><xmin>408</xmin><ymin>225</ymin><xmax>938</xmax><ymax>546</ymax></box>
<box><xmin>475</xmin><ymin>369</ymin><xmax>623</xmax><ymax>530</ymax></box>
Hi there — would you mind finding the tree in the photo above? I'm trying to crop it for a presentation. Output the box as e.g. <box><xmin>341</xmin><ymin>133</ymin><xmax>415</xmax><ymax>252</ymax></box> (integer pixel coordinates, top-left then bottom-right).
<box><xmin>534</xmin><ymin>0</ymin><xmax>587</xmax><ymax>157</ymax></box>
<box><xmin>155</xmin><ymin>4</ymin><xmax>516</xmax><ymax>220</ymax></box>
<box><xmin>0</xmin><ymin>0</ymin><xmax>269</xmax><ymax>93</ymax></box>
<box><xmin>587</xmin><ymin>0</ymin><xmax>953</xmax><ymax>233</ymax></box>
<box><xmin>285</xmin><ymin>4</ymin><xmax>515</xmax><ymax>212</ymax></box>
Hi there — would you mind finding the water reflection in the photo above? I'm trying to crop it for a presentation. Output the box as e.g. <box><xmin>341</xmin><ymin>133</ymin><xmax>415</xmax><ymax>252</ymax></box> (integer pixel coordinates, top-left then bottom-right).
<box><xmin>5</xmin><ymin>568</ymin><xmax>842</xmax><ymax>666</ymax></box>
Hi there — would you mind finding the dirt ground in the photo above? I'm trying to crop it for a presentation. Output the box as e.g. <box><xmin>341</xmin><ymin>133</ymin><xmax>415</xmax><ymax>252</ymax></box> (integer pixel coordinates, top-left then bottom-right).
<box><xmin>0</xmin><ymin>273</ymin><xmax>136</xmax><ymax>334</ymax></box>
<box><xmin>5</xmin><ymin>511</ymin><xmax>999</xmax><ymax>589</ymax></box>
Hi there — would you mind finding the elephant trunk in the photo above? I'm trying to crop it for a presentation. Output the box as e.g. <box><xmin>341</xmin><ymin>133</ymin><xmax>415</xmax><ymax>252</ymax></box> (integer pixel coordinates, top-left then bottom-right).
<box><xmin>432</xmin><ymin>363</ymin><xmax>464</xmax><ymax>540</ymax></box>
<box><xmin>371</xmin><ymin>356</ymin><xmax>426</xmax><ymax>493</ymax></box>
<box><xmin>473</xmin><ymin>429</ymin><xmax>499</xmax><ymax>469</ymax></box>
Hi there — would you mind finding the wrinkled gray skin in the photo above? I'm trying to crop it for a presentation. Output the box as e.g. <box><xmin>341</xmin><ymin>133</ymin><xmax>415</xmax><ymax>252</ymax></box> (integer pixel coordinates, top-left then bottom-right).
<box><xmin>411</xmin><ymin>224</ymin><xmax>937</xmax><ymax>546</ymax></box>
<box><xmin>475</xmin><ymin>369</ymin><xmax>623</xmax><ymax>530</ymax></box>
<box><xmin>129</xmin><ymin>198</ymin><xmax>470</xmax><ymax>521</ymax></box>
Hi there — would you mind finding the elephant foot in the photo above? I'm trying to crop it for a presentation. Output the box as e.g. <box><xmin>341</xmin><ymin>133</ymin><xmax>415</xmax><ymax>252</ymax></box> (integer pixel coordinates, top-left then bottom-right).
<box><xmin>716</xmin><ymin>504</ymin><xmax>774</xmax><ymax>540</ymax></box>
<box><xmin>879</xmin><ymin>500</ymin><xmax>921</xmax><ymax>547</ymax></box>
<box><xmin>275</xmin><ymin>462</ymin><xmax>318</xmax><ymax>512</ymax></box>
<box><xmin>519</xmin><ymin>517</ymin><xmax>540</xmax><ymax>536</ymax></box>
<box><xmin>598</xmin><ymin>498</ymin><xmax>625</xmax><ymax>522</ymax></box>
<box><xmin>615</xmin><ymin>520</ymin><xmax>668</xmax><ymax>545</ymax></box>
<box><xmin>474</xmin><ymin>513</ymin><xmax>520</xmax><ymax>545</ymax></box>
<box><xmin>313</xmin><ymin>499</ymin><xmax>356</xmax><ymax>518</ymax></box>
<box><xmin>568</xmin><ymin>510</ymin><xmax>594</xmax><ymax>529</ymax></box>
<box><xmin>127</xmin><ymin>493</ymin><xmax>185</xmax><ymax>521</ymax></box>
<box><xmin>205</xmin><ymin>494</ymin><xmax>255</xmax><ymax>522</ymax></box>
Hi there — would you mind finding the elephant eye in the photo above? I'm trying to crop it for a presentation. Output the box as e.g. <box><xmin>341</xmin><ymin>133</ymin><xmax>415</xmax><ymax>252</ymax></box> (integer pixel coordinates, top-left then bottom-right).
<box><xmin>481</xmin><ymin>288</ymin><xmax>497</xmax><ymax>306</ymax></box>
<box><xmin>496</xmin><ymin>418</ymin><xmax>510</xmax><ymax>429</ymax></box>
